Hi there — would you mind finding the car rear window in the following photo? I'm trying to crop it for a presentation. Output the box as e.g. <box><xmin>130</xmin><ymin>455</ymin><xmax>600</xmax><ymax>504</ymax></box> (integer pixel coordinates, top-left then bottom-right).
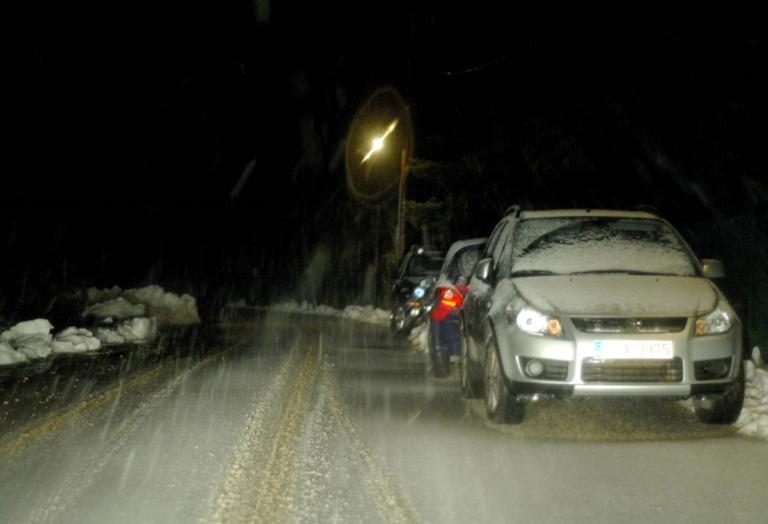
<box><xmin>407</xmin><ymin>254</ymin><xmax>444</xmax><ymax>276</ymax></box>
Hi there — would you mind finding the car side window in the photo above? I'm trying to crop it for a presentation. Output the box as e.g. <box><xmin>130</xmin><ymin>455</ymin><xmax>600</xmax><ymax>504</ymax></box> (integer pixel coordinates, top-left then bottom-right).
<box><xmin>491</xmin><ymin>223</ymin><xmax>513</xmax><ymax>280</ymax></box>
<box><xmin>484</xmin><ymin>220</ymin><xmax>507</xmax><ymax>259</ymax></box>
<box><xmin>496</xmin><ymin>221</ymin><xmax>516</xmax><ymax>278</ymax></box>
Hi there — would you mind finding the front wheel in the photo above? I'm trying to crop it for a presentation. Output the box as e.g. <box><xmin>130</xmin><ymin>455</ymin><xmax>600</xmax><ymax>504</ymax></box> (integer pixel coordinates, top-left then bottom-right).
<box><xmin>693</xmin><ymin>360</ymin><xmax>745</xmax><ymax>424</ymax></box>
<box><xmin>484</xmin><ymin>339</ymin><xmax>526</xmax><ymax>424</ymax></box>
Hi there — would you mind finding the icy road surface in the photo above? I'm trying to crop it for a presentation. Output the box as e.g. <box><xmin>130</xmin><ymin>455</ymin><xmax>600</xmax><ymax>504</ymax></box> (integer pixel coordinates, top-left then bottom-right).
<box><xmin>0</xmin><ymin>313</ymin><xmax>765</xmax><ymax>524</ymax></box>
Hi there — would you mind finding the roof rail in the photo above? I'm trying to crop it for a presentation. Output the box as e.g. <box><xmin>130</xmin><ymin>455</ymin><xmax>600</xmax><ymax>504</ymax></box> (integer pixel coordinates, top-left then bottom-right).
<box><xmin>633</xmin><ymin>204</ymin><xmax>660</xmax><ymax>216</ymax></box>
<box><xmin>504</xmin><ymin>205</ymin><xmax>521</xmax><ymax>217</ymax></box>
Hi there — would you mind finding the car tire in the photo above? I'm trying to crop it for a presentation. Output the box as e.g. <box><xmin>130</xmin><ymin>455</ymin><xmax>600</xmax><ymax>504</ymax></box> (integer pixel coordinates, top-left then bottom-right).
<box><xmin>484</xmin><ymin>338</ymin><xmax>526</xmax><ymax>424</ymax></box>
<box><xmin>693</xmin><ymin>359</ymin><xmax>746</xmax><ymax>425</ymax></box>
<box><xmin>459</xmin><ymin>318</ymin><xmax>482</xmax><ymax>398</ymax></box>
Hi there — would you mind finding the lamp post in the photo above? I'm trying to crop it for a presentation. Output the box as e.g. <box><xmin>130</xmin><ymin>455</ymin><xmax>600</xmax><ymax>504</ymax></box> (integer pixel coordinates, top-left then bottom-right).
<box><xmin>396</xmin><ymin>147</ymin><xmax>409</xmax><ymax>260</ymax></box>
<box><xmin>360</xmin><ymin>118</ymin><xmax>409</xmax><ymax>259</ymax></box>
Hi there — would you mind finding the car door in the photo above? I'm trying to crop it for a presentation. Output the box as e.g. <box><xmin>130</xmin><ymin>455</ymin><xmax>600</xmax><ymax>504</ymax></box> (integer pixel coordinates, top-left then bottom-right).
<box><xmin>474</xmin><ymin>222</ymin><xmax>513</xmax><ymax>356</ymax></box>
<box><xmin>466</xmin><ymin>220</ymin><xmax>508</xmax><ymax>347</ymax></box>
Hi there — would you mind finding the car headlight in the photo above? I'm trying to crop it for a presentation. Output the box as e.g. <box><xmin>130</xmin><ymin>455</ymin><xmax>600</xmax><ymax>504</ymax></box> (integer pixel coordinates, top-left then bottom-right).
<box><xmin>695</xmin><ymin>305</ymin><xmax>732</xmax><ymax>336</ymax></box>
<box><xmin>507</xmin><ymin>305</ymin><xmax>563</xmax><ymax>337</ymax></box>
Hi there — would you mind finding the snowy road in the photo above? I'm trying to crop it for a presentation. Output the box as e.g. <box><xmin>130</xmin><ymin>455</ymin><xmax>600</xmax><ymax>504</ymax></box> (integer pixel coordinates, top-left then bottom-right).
<box><xmin>0</xmin><ymin>313</ymin><xmax>765</xmax><ymax>523</ymax></box>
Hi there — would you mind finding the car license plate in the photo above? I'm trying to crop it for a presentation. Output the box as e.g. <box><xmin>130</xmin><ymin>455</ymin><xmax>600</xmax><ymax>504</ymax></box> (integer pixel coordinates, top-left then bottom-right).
<box><xmin>588</xmin><ymin>340</ymin><xmax>673</xmax><ymax>360</ymax></box>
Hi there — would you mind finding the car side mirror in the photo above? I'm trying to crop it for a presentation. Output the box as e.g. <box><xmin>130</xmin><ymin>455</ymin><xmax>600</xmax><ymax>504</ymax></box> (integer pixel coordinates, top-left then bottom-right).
<box><xmin>474</xmin><ymin>258</ymin><xmax>493</xmax><ymax>284</ymax></box>
<box><xmin>702</xmin><ymin>259</ymin><xmax>725</xmax><ymax>279</ymax></box>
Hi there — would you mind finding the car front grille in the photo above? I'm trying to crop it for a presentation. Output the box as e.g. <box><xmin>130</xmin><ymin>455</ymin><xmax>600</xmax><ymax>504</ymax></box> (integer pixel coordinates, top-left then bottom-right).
<box><xmin>572</xmin><ymin>317</ymin><xmax>687</xmax><ymax>334</ymax></box>
<box><xmin>582</xmin><ymin>358</ymin><xmax>683</xmax><ymax>383</ymax></box>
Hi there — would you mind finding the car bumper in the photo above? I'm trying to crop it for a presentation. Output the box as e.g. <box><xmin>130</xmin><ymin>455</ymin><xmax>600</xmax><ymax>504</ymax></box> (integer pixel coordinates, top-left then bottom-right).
<box><xmin>495</xmin><ymin>318</ymin><xmax>743</xmax><ymax>399</ymax></box>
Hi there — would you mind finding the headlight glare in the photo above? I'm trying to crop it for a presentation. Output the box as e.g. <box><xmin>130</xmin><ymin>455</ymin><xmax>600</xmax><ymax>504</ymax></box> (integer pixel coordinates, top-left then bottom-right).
<box><xmin>695</xmin><ymin>307</ymin><xmax>731</xmax><ymax>336</ymax></box>
<box><xmin>513</xmin><ymin>306</ymin><xmax>563</xmax><ymax>337</ymax></box>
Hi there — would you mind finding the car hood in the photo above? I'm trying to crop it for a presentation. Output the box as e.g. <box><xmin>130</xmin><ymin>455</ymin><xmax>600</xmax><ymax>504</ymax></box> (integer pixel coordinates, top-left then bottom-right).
<box><xmin>512</xmin><ymin>275</ymin><xmax>718</xmax><ymax>317</ymax></box>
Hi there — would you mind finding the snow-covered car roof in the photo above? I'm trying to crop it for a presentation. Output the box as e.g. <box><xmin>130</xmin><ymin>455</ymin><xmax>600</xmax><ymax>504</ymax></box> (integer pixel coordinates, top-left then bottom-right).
<box><xmin>519</xmin><ymin>209</ymin><xmax>659</xmax><ymax>220</ymax></box>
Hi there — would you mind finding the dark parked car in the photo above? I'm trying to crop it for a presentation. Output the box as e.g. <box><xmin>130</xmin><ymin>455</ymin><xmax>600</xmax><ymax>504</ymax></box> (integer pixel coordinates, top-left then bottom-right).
<box><xmin>427</xmin><ymin>238</ymin><xmax>486</xmax><ymax>377</ymax></box>
<box><xmin>390</xmin><ymin>246</ymin><xmax>444</xmax><ymax>338</ymax></box>
<box><xmin>461</xmin><ymin>207</ymin><xmax>745</xmax><ymax>424</ymax></box>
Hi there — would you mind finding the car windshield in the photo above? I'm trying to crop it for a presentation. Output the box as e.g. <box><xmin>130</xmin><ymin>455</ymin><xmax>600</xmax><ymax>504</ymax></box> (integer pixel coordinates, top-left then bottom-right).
<box><xmin>406</xmin><ymin>254</ymin><xmax>444</xmax><ymax>276</ymax></box>
<box><xmin>510</xmin><ymin>217</ymin><xmax>698</xmax><ymax>277</ymax></box>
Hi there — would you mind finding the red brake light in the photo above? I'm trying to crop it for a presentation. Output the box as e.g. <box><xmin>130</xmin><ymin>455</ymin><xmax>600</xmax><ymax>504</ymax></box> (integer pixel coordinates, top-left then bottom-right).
<box><xmin>439</xmin><ymin>287</ymin><xmax>463</xmax><ymax>309</ymax></box>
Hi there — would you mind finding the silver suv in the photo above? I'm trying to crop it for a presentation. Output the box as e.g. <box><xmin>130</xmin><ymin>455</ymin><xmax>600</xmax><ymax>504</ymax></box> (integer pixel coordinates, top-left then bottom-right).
<box><xmin>460</xmin><ymin>208</ymin><xmax>745</xmax><ymax>424</ymax></box>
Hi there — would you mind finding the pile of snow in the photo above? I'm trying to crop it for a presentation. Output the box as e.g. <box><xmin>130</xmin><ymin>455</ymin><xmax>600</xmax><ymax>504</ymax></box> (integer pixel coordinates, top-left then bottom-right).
<box><xmin>0</xmin><ymin>341</ymin><xmax>28</xmax><ymax>365</ymax></box>
<box><xmin>268</xmin><ymin>301</ymin><xmax>391</xmax><ymax>327</ymax></box>
<box><xmin>341</xmin><ymin>305</ymin><xmax>391</xmax><ymax>326</ymax></box>
<box><xmin>408</xmin><ymin>322</ymin><xmax>429</xmax><ymax>353</ymax></box>
<box><xmin>1</xmin><ymin>319</ymin><xmax>54</xmax><ymax>360</ymax></box>
<box><xmin>0</xmin><ymin>319</ymin><xmax>103</xmax><ymax>365</ymax></box>
<box><xmin>736</xmin><ymin>347</ymin><xmax>768</xmax><ymax>440</ymax></box>
<box><xmin>52</xmin><ymin>327</ymin><xmax>101</xmax><ymax>354</ymax></box>
<box><xmin>269</xmin><ymin>300</ymin><xmax>338</xmax><ymax>316</ymax></box>
<box><xmin>85</xmin><ymin>285</ymin><xmax>200</xmax><ymax>325</ymax></box>
<box><xmin>95</xmin><ymin>317</ymin><xmax>157</xmax><ymax>345</ymax></box>
<box><xmin>83</xmin><ymin>297</ymin><xmax>146</xmax><ymax>320</ymax></box>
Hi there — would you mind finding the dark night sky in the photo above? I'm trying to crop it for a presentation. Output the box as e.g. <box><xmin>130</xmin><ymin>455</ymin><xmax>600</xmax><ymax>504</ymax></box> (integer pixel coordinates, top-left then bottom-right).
<box><xmin>5</xmin><ymin>3</ymin><xmax>767</xmax><ymax>317</ymax></box>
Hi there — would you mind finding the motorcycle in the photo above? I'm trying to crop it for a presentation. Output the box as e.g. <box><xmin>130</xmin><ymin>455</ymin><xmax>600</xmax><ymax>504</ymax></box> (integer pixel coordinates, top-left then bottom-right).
<box><xmin>390</xmin><ymin>276</ymin><xmax>436</xmax><ymax>339</ymax></box>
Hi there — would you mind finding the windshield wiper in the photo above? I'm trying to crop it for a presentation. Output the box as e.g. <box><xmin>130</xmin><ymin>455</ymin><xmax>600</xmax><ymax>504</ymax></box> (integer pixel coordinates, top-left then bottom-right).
<box><xmin>567</xmin><ymin>269</ymin><xmax>679</xmax><ymax>276</ymax></box>
<box><xmin>509</xmin><ymin>270</ymin><xmax>559</xmax><ymax>277</ymax></box>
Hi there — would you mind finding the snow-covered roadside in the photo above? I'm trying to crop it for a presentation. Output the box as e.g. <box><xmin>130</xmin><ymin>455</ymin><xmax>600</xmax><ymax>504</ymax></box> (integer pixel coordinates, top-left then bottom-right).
<box><xmin>408</xmin><ymin>323</ymin><xmax>429</xmax><ymax>354</ymax></box>
<box><xmin>0</xmin><ymin>320</ymin><xmax>101</xmax><ymax>365</ymax></box>
<box><xmin>85</xmin><ymin>285</ymin><xmax>200</xmax><ymax>325</ymax></box>
<box><xmin>82</xmin><ymin>285</ymin><xmax>198</xmax><ymax>346</ymax></box>
<box><xmin>266</xmin><ymin>300</ymin><xmax>430</xmax><ymax>351</ymax></box>
<box><xmin>266</xmin><ymin>300</ymin><xmax>391</xmax><ymax>326</ymax></box>
<box><xmin>735</xmin><ymin>347</ymin><xmax>768</xmax><ymax>440</ymax></box>
<box><xmin>0</xmin><ymin>285</ymin><xmax>199</xmax><ymax>366</ymax></box>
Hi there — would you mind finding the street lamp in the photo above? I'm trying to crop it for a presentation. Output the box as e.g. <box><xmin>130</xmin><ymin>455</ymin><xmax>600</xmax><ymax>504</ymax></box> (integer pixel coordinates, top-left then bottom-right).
<box><xmin>360</xmin><ymin>119</ymin><xmax>409</xmax><ymax>259</ymax></box>
<box><xmin>344</xmin><ymin>87</ymin><xmax>413</xmax><ymax>259</ymax></box>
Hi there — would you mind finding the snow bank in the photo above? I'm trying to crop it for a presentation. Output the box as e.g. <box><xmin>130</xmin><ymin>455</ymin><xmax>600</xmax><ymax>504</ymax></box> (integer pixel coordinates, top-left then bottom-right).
<box><xmin>121</xmin><ymin>286</ymin><xmax>199</xmax><ymax>325</ymax></box>
<box><xmin>83</xmin><ymin>297</ymin><xmax>146</xmax><ymax>320</ymax></box>
<box><xmin>735</xmin><ymin>347</ymin><xmax>768</xmax><ymax>440</ymax></box>
<box><xmin>0</xmin><ymin>320</ymin><xmax>100</xmax><ymax>363</ymax></box>
<box><xmin>0</xmin><ymin>319</ymin><xmax>54</xmax><ymax>359</ymax></box>
<box><xmin>268</xmin><ymin>301</ymin><xmax>391</xmax><ymax>327</ymax></box>
<box><xmin>270</xmin><ymin>300</ymin><xmax>332</xmax><ymax>315</ymax></box>
<box><xmin>341</xmin><ymin>305</ymin><xmax>390</xmax><ymax>326</ymax></box>
<box><xmin>408</xmin><ymin>322</ymin><xmax>429</xmax><ymax>353</ymax></box>
<box><xmin>0</xmin><ymin>341</ymin><xmax>28</xmax><ymax>365</ymax></box>
<box><xmin>52</xmin><ymin>328</ymin><xmax>101</xmax><ymax>354</ymax></box>
<box><xmin>85</xmin><ymin>285</ymin><xmax>200</xmax><ymax>325</ymax></box>
<box><xmin>95</xmin><ymin>317</ymin><xmax>157</xmax><ymax>345</ymax></box>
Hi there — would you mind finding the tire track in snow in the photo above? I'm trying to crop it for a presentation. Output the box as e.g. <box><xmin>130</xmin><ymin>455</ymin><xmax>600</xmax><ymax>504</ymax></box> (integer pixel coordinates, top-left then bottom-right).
<box><xmin>210</xmin><ymin>339</ymin><xmax>304</xmax><ymax>523</ymax></box>
<box><xmin>247</xmin><ymin>342</ymin><xmax>321</xmax><ymax>522</ymax></box>
<box><xmin>324</xmin><ymin>363</ymin><xmax>421</xmax><ymax>524</ymax></box>
<box><xmin>213</xmin><ymin>329</ymin><xmax>420</xmax><ymax>523</ymax></box>
<box><xmin>290</xmin><ymin>356</ymin><xmax>422</xmax><ymax>524</ymax></box>
<box><xmin>23</xmin><ymin>351</ymin><xmax>221</xmax><ymax>524</ymax></box>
